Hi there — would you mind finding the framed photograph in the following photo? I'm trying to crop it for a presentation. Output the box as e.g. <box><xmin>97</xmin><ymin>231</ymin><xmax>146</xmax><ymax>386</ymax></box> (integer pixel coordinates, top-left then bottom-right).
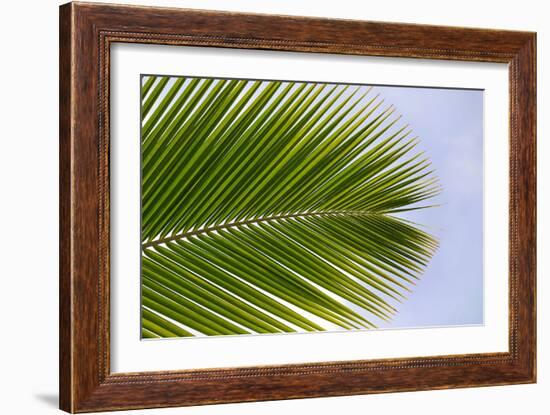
<box><xmin>59</xmin><ymin>2</ymin><xmax>536</xmax><ymax>412</ymax></box>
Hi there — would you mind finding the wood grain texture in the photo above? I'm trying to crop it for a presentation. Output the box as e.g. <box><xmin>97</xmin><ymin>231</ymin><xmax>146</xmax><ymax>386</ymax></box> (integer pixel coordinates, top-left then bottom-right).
<box><xmin>59</xmin><ymin>3</ymin><xmax>73</xmax><ymax>411</ymax></box>
<box><xmin>59</xmin><ymin>2</ymin><xmax>536</xmax><ymax>412</ymax></box>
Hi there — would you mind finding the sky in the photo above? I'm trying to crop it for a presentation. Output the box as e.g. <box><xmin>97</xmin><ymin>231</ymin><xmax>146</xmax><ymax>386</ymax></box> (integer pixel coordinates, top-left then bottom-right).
<box><xmin>372</xmin><ymin>85</ymin><xmax>484</xmax><ymax>328</ymax></box>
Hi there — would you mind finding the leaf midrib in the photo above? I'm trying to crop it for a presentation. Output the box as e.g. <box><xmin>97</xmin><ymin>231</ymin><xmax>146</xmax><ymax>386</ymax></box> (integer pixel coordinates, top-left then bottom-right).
<box><xmin>142</xmin><ymin>210</ymin><xmax>379</xmax><ymax>249</ymax></box>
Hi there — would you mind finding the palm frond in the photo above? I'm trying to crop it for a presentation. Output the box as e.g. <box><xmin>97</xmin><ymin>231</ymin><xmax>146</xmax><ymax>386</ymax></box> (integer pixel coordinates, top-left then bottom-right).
<box><xmin>140</xmin><ymin>75</ymin><xmax>441</xmax><ymax>338</ymax></box>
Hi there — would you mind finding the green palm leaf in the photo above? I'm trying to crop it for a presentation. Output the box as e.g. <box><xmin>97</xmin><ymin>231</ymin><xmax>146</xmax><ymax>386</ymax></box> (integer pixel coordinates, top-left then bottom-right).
<box><xmin>140</xmin><ymin>75</ymin><xmax>441</xmax><ymax>338</ymax></box>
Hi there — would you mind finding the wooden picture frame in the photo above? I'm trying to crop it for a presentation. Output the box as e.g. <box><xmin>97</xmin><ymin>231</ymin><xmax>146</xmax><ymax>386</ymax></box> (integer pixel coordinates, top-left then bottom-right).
<box><xmin>59</xmin><ymin>2</ymin><xmax>536</xmax><ymax>412</ymax></box>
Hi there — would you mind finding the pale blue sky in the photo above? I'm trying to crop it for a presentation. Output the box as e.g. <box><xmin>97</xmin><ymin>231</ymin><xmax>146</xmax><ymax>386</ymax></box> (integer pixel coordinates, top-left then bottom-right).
<box><xmin>373</xmin><ymin>85</ymin><xmax>484</xmax><ymax>328</ymax></box>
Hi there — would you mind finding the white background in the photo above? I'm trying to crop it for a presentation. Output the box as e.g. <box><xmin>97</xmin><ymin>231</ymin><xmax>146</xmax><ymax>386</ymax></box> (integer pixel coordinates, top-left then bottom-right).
<box><xmin>0</xmin><ymin>0</ymin><xmax>547</xmax><ymax>414</ymax></box>
<box><xmin>111</xmin><ymin>45</ymin><xmax>509</xmax><ymax>372</ymax></box>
